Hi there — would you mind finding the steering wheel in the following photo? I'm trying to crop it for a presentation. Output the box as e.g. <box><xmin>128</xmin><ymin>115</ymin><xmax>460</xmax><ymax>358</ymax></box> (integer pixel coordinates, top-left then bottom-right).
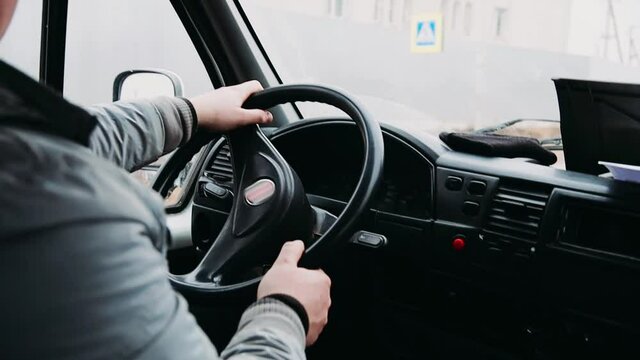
<box><xmin>168</xmin><ymin>84</ymin><xmax>384</xmax><ymax>296</ymax></box>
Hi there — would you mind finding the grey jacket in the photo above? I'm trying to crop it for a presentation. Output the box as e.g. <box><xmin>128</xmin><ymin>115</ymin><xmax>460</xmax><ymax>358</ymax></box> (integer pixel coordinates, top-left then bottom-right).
<box><xmin>0</xmin><ymin>72</ymin><xmax>305</xmax><ymax>358</ymax></box>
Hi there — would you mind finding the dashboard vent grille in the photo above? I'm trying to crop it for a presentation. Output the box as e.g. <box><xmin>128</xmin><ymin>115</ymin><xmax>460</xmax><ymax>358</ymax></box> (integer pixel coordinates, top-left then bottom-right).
<box><xmin>204</xmin><ymin>141</ymin><xmax>234</xmax><ymax>186</ymax></box>
<box><xmin>484</xmin><ymin>182</ymin><xmax>551</xmax><ymax>242</ymax></box>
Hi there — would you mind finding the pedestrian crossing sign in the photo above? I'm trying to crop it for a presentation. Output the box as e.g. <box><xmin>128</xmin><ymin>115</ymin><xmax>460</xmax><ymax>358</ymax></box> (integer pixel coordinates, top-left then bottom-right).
<box><xmin>411</xmin><ymin>13</ymin><xmax>443</xmax><ymax>53</ymax></box>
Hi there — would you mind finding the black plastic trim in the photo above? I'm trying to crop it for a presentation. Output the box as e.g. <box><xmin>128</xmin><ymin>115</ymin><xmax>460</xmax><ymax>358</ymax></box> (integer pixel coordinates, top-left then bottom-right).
<box><xmin>232</xmin><ymin>0</ymin><xmax>303</xmax><ymax>119</ymax></box>
<box><xmin>155</xmin><ymin>133</ymin><xmax>219</xmax><ymax>214</ymax></box>
<box><xmin>542</xmin><ymin>188</ymin><xmax>640</xmax><ymax>267</ymax></box>
<box><xmin>437</xmin><ymin>151</ymin><xmax>640</xmax><ymax>198</ymax></box>
<box><xmin>40</xmin><ymin>0</ymin><xmax>68</xmax><ymax>92</ymax></box>
<box><xmin>270</xmin><ymin>117</ymin><xmax>437</xmax><ymax>218</ymax></box>
<box><xmin>183</xmin><ymin>0</ymin><xmax>290</xmax><ymax>127</ymax></box>
<box><xmin>171</xmin><ymin>0</ymin><xmax>226</xmax><ymax>89</ymax></box>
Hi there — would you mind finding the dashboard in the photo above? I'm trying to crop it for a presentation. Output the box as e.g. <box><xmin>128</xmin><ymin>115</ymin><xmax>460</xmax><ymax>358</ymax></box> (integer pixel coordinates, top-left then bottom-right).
<box><xmin>269</xmin><ymin>121</ymin><xmax>432</xmax><ymax>219</ymax></box>
<box><xmin>192</xmin><ymin>118</ymin><xmax>640</xmax><ymax>356</ymax></box>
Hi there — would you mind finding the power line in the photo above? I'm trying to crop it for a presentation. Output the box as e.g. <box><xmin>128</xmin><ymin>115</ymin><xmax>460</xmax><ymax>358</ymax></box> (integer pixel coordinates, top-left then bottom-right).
<box><xmin>630</xmin><ymin>27</ymin><xmax>639</xmax><ymax>65</ymax></box>
<box><xmin>602</xmin><ymin>0</ymin><xmax>624</xmax><ymax>63</ymax></box>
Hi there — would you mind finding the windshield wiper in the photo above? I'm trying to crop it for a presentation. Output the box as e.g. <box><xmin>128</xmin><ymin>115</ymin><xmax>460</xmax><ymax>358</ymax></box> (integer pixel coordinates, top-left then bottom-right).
<box><xmin>473</xmin><ymin>118</ymin><xmax>563</xmax><ymax>150</ymax></box>
<box><xmin>540</xmin><ymin>137</ymin><xmax>563</xmax><ymax>150</ymax></box>
<box><xmin>474</xmin><ymin>118</ymin><xmax>560</xmax><ymax>134</ymax></box>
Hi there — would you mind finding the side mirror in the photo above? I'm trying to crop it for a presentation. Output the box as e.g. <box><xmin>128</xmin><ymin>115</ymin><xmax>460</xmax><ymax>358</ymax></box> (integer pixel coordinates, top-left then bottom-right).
<box><xmin>113</xmin><ymin>69</ymin><xmax>184</xmax><ymax>101</ymax></box>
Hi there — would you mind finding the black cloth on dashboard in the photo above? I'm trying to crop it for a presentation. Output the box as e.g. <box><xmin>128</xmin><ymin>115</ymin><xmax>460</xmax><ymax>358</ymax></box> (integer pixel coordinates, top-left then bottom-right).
<box><xmin>439</xmin><ymin>132</ymin><xmax>557</xmax><ymax>166</ymax></box>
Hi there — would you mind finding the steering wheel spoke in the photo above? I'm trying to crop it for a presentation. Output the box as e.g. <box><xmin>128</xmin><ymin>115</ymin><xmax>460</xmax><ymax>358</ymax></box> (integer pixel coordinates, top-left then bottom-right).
<box><xmin>187</xmin><ymin>217</ymin><xmax>249</xmax><ymax>284</ymax></box>
<box><xmin>311</xmin><ymin>206</ymin><xmax>338</xmax><ymax>238</ymax></box>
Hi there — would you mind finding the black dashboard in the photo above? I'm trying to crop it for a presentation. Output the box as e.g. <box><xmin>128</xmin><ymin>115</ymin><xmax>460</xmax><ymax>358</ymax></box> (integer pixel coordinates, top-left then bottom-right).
<box><xmin>194</xmin><ymin>118</ymin><xmax>640</xmax><ymax>356</ymax></box>
<box><xmin>269</xmin><ymin>121</ymin><xmax>432</xmax><ymax>219</ymax></box>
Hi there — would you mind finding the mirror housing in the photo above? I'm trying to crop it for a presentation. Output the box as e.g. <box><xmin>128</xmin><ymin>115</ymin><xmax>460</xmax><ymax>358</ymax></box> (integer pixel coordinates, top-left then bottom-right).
<box><xmin>113</xmin><ymin>69</ymin><xmax>184</xmax><ymax>101</ymax></box>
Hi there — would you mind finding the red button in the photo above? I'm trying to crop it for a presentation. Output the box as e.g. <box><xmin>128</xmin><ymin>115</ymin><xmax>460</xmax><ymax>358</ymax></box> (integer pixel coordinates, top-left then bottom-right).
<box><xmin>452</xmin><ymin>237</ymin><xmax>466</xmax><ymax>251</ymax></box>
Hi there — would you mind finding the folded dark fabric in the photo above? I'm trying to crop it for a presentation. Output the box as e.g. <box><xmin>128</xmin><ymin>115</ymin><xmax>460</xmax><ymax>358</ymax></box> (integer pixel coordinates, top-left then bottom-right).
<box><xmin>439</xmin><ymin>132</ymin><xmax>557</xmax><ymax>166</ymax></box>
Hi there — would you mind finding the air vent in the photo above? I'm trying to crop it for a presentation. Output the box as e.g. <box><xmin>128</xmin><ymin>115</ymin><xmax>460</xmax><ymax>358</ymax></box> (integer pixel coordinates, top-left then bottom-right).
<box><xmin>484</xmin><ymin>182</ymin><xmax>551</xmax><ymax>242</ymax></box>
<box><xmin>204</xmin><ymin>142</ymin><xmax>234</xmax><ymax>186</ymax></box>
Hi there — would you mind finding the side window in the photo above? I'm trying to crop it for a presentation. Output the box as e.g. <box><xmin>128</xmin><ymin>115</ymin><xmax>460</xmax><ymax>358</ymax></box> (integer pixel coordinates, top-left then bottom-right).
<box><xmin>0</xmin><ymin>1</ymin><xmax>42</xmax><ymax>79</ymax></box>
<box><xmin>64</xmin><ymin>0</ymin><xmax>211</xmax><ymax>205</ymax></box>
<box><xmin>64</xmin><ymin>0</ymin><xmax>211</xmax><ymax>105</ymax></box>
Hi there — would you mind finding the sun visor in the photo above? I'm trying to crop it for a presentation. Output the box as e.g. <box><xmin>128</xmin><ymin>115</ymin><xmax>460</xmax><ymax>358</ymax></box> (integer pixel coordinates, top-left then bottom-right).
<box><xmin>554</xmin><ymin>78</ymin><xmax>640</xmax><ymax>175</ymax></box>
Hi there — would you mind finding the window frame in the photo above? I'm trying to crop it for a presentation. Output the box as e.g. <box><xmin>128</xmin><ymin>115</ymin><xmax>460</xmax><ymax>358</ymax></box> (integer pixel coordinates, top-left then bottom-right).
<box><xmin>38</xmin><ymin>1</ymin><xmax>227</xmax><ymax>99</ymax></box>
<box><xmin>44</xmin><ymin>0</ymin><xmax>299</xmax><ymax>126</ymax></box>
<box><xmin>39</xmin><ymin>0</ymin><xmax>68</xmax><ymax>92</ymax></box>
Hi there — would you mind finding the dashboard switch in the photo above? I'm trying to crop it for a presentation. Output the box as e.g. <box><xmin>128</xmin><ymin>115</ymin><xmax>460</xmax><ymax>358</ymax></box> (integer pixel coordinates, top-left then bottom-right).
<box><xmin>452</xmin><ymin>237</ymin><xmax>466</xmax><ymax>251</ymax></box>
<box><xmin>204</xmin><ymin>182</ymin><xmax>229</xmax><ymax>198</ymax></box>
<box><xmin>351</xmin><ymin>231</ymin><xmax>388</xmax><ymax>248</ymax></box>
<box><xmin>467</xmin><ymin>180</ymin><xmax>487</xmax><ymax>196</ymax></box>
<box><xmin>445</xmin><ymin>176</ymin><xmax>463</xmax><ymax>191</ymax></box>
<box><xmin>462</xmin><ymin>201</ymin><xmax>480</xmax><ymax>216</ymax></box>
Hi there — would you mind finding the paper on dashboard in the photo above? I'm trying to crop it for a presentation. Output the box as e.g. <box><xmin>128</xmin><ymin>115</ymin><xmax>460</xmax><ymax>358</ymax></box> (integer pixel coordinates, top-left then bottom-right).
<box><xmin>598</xmin><ymin>161</ymin><xmax>640</xmax><ymax>184</ymax></box>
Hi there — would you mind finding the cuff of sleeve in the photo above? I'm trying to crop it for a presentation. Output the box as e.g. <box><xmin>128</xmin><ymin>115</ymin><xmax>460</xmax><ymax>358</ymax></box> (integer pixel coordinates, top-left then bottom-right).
<box><xmin>264</xmin><ymin>294</ymin><xmax>309</xmax><ymax>335</ymax></box>
<box><xmin>152</xmin><ymin>96</ymin><xmax>196</xmax><ymax>153</ymax></box>
<box><xmin>174</xmin><ymin>97</ymin><xmax>197</xmax><ymax>145</ymax></box>
<box><xmin>240</xmin><ymin>297</ymin><xmax>307</xmax><ymax>347</ymax></box>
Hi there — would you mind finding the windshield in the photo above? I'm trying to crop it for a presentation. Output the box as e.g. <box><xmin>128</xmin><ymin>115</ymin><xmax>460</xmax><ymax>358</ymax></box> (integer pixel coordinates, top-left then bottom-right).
<box><xmin>240</xmin><ymin>0</ymin><xmax>640</xmax><ymax>137</ymax></box>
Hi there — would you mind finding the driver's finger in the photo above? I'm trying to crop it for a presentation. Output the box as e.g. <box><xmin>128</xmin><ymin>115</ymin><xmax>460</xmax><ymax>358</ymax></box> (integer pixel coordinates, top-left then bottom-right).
<box><xmin>237</xmin><ymin>109</ymin><xmax>273</xmax><ymax>125</ymax></box>
<box><xmin>236</xmin><ymin>80</ymin><xmax>264</xmax><ymax>98</ymax></box>
<box><xmin>274</xmin><ymin>240</ymin><xmax>305</xmax><ymax>266</ymax></box>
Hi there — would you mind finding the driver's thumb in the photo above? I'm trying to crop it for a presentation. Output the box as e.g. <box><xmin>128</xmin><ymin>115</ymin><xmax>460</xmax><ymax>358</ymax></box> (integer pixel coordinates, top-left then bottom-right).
<box><xmin>274</xmin><ymin>240</ymin><xmax>305</xmax><ymax>266</ymax></box>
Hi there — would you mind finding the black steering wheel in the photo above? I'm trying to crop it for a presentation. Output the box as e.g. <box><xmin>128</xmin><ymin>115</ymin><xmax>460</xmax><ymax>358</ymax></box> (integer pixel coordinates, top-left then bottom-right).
<box><xmin>168</xmin><ymin>84</ymin><xmax>384</xmax><ymax>296</ymax></box>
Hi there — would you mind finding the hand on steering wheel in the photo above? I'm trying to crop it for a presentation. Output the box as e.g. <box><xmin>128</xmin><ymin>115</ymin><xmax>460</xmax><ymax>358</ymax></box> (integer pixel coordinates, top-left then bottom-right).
<box><xmin>258</xmin><ymin>240</ymin><xmax>331</xmax><ymax>346</ymax></box>
<box><xmin>189</xmin><ymin>80</ymin><xmax>273</xmax><ymax>131</ymax></box>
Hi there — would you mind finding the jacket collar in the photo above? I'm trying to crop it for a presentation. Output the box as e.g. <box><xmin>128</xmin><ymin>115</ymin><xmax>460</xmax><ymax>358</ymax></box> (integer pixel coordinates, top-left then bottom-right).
<box><xmin>0</xmin><ymin>59</ymin><xmax>96</xmax><ymax>146</ymax></box>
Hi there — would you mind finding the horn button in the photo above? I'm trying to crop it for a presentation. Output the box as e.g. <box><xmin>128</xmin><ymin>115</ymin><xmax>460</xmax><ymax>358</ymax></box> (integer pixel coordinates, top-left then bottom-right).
<box><xmin>244</xmin><ymin>179</ymin><xmax>276</xmax><ymax>206</ymax></box>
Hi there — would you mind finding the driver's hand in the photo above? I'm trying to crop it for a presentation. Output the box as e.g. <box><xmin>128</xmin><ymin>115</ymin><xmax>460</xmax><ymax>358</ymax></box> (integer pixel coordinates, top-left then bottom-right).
<box><xmin>189</xmin><ymin>80</ymin><xmax>273</xmax><ymax>132</ymax></box>
<box><xmin>257</xmin><ymin>240</ymin><xmax>332</xmax><ymax>346</ymax></box>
